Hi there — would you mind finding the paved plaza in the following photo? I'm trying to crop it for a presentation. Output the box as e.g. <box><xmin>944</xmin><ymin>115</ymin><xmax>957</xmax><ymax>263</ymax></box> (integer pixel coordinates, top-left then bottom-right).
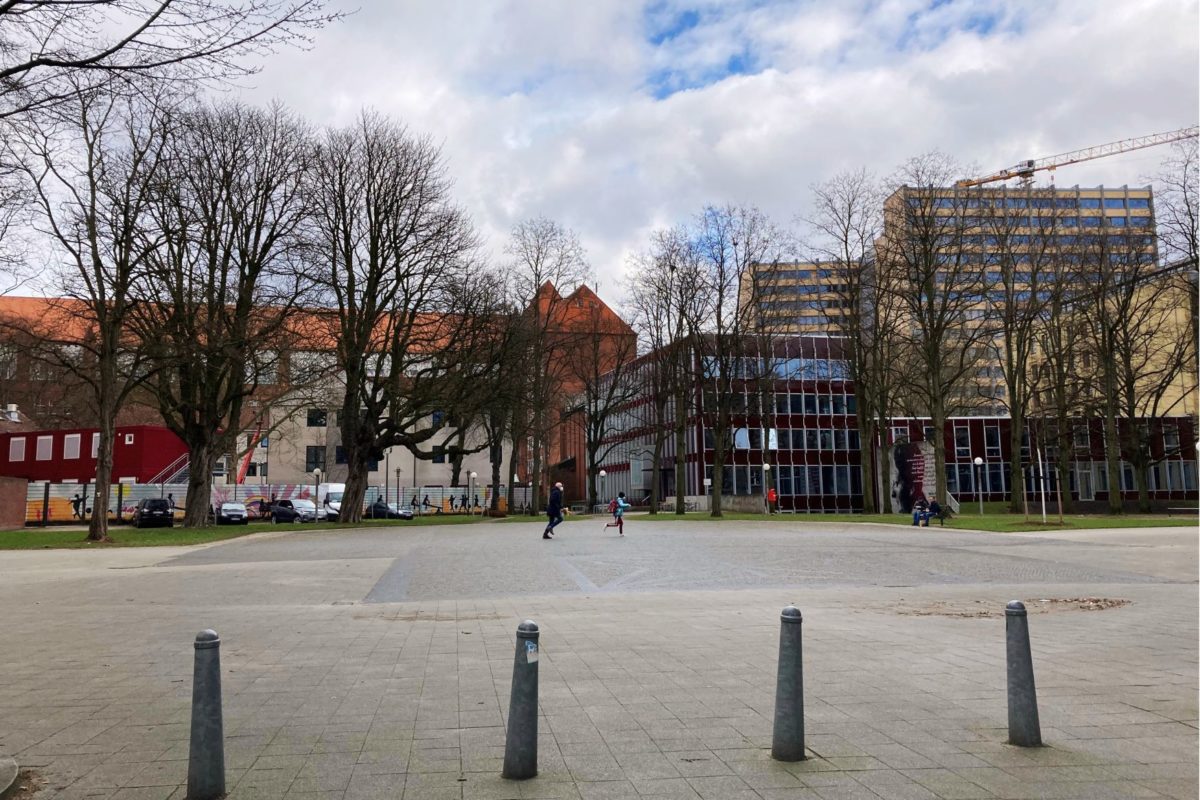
<box><xmin>0</xmin><ymin>518</ymin><xmax>1196</xmax><ymax>800</ymax></box>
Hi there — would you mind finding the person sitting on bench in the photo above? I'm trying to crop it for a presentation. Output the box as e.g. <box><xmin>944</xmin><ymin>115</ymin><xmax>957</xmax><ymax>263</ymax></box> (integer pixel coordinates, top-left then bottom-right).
<box><xmin>912</xmin><ymin>494</ymin><xmax>930</xmax><ymax>526</ymax></box>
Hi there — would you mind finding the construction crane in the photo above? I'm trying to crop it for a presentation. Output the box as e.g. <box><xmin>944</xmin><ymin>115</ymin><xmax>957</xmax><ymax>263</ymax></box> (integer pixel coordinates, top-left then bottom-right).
<box><xmin>955</xmin><ymin>125</ymin><xmax>1198</xmax><ymax>188</ymax></box>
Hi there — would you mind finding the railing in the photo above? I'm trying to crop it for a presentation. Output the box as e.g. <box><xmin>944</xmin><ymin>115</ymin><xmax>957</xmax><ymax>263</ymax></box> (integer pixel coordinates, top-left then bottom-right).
<box><xmin>147</xmin><ymin>453</ymin><xmax>190</xmax><ymax>485</ymax></box>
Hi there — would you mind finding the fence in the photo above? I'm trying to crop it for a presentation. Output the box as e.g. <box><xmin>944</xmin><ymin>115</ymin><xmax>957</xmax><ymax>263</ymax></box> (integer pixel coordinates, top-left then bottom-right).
<box><xmin>23</xmin><ymin>481</ymin><xmax>536</xmax><ymax>525</ymax></box>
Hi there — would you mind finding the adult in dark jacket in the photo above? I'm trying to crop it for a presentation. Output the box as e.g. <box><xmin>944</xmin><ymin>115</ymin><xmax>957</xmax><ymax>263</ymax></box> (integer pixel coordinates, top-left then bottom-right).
<box><xmin>543</xmin><ymin>482</ymin><xmax>564</xmax><ymax>540</ymax></box>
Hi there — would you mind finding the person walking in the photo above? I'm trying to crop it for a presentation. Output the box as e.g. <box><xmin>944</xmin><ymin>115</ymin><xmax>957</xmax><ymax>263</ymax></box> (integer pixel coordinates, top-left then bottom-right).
<box><xmin>543</xmin><ymin>481</ymin><xmax>564</xmax><ymax>540</ymax></box>
<box><xmin>71</xmin><ymin>493</ymin><xmax>83</xmax><ymax>520</ymax></box>
<box><xmin>766</xmin><ymin>486</ymin><xmax>778</xmax><ymax>514</ymax></box>
<box><xmin>603</xmin><ymin>492</ymin><xmax>630</xmax><ymax>536</ymax></box>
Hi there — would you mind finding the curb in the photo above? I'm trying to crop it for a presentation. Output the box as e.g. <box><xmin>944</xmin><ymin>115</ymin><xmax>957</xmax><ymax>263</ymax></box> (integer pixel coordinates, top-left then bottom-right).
<box><xmin>0</xmin><ymin>757</ymin><xmax>18</xmax><ymax>800</ymax></box>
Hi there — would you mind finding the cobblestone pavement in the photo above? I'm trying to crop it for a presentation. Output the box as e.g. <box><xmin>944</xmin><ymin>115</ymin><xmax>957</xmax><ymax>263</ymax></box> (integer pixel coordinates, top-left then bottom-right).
<box><xmin>0</xmin><ymin>520</ymin><xmax>1195</xmax><ymax>800</ymax></box>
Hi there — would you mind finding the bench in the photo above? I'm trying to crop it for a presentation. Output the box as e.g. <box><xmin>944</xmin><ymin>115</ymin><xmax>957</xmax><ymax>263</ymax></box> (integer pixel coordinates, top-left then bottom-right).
<box><xmin>1167</xmin><ymin>507</ymin><xmax>1198</xmax><ymax>517</ymax></box>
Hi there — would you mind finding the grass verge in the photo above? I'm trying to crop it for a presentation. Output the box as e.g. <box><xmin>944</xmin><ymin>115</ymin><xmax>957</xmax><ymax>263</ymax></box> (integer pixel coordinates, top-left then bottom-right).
<box><xmin>0</xmin><ymin>514</ymin><xmax>486</xmax><ymax>549</ymax></box>
<box><xmin>631</xmin><ymin>510</ymin><xmax>1196</xmax><ymax>531</ymax></box>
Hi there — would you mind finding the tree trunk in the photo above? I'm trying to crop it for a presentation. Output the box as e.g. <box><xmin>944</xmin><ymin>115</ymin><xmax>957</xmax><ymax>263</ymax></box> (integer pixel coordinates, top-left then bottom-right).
<box><xmin>489</xmin><ymin>438</ymin><xmax>503</xmax><ymax>512</ymax></box>
<box><xmin>1008</xmin><ymin>407</ymin><xmax>1025</xmax><ymax>514</ymax></box>
<box><xmin>649</xmin><ymin>406</ymin><xmax>667</xmax><ymax>515</ymax></box>
<box><xmin>530</xmin><ymin>429</ymin><xmax>543</xmax><ymax>516</ymax></box>
<box><xmin>1102</xmin><ymin>405</ymin><xmax>1123</xmax><ymax>514</ymax></box>
<box><xmin>183</xmin><ymin>446</ymin><xmax>215</xmax><ymax>528</ymax></box>
<box><xmin>1054</xmin><ymin>429</ymin><xmax>1074</xmax><ymax>516</ymax></box>
<box><xmin>341</xmin><ymin>451</ymin><xmax>370</xmax><ymax>524</ymax></box>
<box><xmin>930</xmin><ymin>396</ymin><xmax>947</xmax><ymax>507</ymax></box>
<box><xmin>88</xmin><ymin>411</ymin><xmax>116</xmax><ymax>541</ymax></box>
<box><xmin>856</xmin><ymin>406</ymin><xmax>875</xmax><ymax>514</ymax></box>
<box><xmin>674</xmin><ymin>384</ymin><xmax>687</xmax><ymax>515</ymax></box>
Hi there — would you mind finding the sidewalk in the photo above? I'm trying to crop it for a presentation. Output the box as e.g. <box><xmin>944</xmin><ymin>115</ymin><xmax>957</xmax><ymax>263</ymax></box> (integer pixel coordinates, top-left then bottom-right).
<box><xmin>0</xmin><ymin>522</ymin><xmax>1194</xmax><ymax>800</ymax></box>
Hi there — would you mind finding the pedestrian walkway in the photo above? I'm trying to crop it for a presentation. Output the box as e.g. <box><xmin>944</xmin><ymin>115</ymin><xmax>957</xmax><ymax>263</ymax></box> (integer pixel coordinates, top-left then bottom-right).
<box><xmin>0</xmin><ymin>523</ymin><xmax>1194</xmax><ymax>799</ymax></box>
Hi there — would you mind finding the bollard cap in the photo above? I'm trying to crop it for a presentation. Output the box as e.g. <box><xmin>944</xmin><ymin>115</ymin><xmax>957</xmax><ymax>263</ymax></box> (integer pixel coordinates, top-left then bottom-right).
<box><xmin>780</xmin><ymin>605</ymin><xmax>803</xmax><ymax>623</ymax></box>
<box><xmin>194</xmin><ymin>629</ymin><xmax>220</xmax><ymax>649</ymax></box>
<box><xmin>1005</xmin><ymin>601</ymin><xmax>1027</xmax><ymax>616</ymax></box>
<box><xmin>516</xmin><ymin>619</ymin><xmax>539</xmax><ymax>639</ymax></box>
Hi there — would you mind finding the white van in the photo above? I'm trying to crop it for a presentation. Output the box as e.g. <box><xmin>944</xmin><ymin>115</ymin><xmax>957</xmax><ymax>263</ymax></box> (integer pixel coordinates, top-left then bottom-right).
<box><xmin>317</xmin><ymin>483</ymin><xmax>346</xmax><ymax>521</ymax></box>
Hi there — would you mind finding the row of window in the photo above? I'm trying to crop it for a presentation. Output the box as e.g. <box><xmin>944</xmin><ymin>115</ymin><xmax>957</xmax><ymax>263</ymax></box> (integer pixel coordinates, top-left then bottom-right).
<box><xmin>928</xmin><ymin>196</ymin><xmax>1150</xmax><ymax>210</ymax></box>
<box><xmin>303</xmin><ymin>445</ymin><xmax>379</xmax><ymax>473</ymax></box>
<box><xmin>707</xmin><ymin>427</ymin><xmax>864</xmax><ymax>451</ymax></box>
<box><xmin>7</xmin><ymin>432</ymin><xmax>105</xmax><ymax>463</ymax></box>
<box><xmin>711</xmin><ymin>463</ymin><xmax>864</xmax><ymax>496</ymax></box>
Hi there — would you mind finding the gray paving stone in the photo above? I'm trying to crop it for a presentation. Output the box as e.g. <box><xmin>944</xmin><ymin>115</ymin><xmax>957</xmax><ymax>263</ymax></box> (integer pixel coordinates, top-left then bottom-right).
<box><xmin>0</xmin><ymin>522</ymin><xmax>1195</xmax><ymax>800</ymax></box>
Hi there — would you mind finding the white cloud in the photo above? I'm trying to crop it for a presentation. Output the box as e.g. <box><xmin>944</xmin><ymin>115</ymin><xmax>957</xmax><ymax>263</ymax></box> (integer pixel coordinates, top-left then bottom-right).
<box><xmin>232</xmin><ymin>0</ymin><xmax>1199</xmax><ymax>305</ymax></box>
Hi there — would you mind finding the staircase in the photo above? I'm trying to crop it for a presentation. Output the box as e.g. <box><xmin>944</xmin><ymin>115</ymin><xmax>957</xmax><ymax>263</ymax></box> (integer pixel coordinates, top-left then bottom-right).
<box><xmin>148</xmin><ymin>453</ymin><xmax>190</xmax><ymax>485</ymax></box>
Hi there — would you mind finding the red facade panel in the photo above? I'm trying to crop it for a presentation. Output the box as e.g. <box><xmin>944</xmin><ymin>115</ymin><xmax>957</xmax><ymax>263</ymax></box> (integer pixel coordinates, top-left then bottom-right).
<box><xmin>0</xmin><ymin>425</ymin><xmax>187</xmax><ymax>483</ymax></box>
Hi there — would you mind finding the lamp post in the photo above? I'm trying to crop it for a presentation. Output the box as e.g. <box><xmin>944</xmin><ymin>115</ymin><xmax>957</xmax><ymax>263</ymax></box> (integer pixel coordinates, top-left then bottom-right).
<box><xmin>973</xmin><ymin>457</ymin><xmax>983</xmax><ymax>516</ymax></box>
<box><xmin>395</xmin><ymin>467</ymin><xmax>402</xmax><ymax>511</ymax></box>
<box><xmin>599</xmin><ymin>469</ymin><xmax>607</xmax><ymax>510</ymax></box>
<box><xmin>469</xmin><ymin>471</ymin><xmax>477</xmax><ymax>515</ymax></box>
<box><xmin>763</xmin><ymin>463</ymin><xmax>772</xmax><ymax>513</ymax></box>
<box><xmin>312</xmin><ymin>467</ymin><xmax>322</xmax><ymax>510</ymax></box>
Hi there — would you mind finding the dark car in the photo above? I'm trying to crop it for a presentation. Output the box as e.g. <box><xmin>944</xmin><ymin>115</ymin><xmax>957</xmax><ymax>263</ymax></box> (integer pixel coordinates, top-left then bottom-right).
<box><xmin>266</xmin><ymin>499</ymin><xmax>318</xmax><ymax>523</ymax></box>
<box><xmin>131</xmin><ymin>498</ymin><xmax>174</xmax><ymax>528</ymax></box>
<box><xmin>365</xmin><ymin>500</ymin><xmax>414</xmax><ymax>520</ymax></box>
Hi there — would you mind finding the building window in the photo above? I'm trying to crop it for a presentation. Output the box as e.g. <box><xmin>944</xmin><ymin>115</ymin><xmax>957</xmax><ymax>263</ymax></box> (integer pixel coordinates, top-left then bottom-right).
<box><xmin>91</xmin><ymin>433</ymin><xmax>100</xmax><ymax>458</ymax></box>
<box><xmin>833</xmin><ymin>429</ymin><xmax>848</xmax><ymax>451</ymax></box>
<box><xmin>1103</xmin><ymin>198</ymin><xmax>1124</xmax><ymax>209</ymax></box>
<box><xmin>0</xmin><ymin>345</ymin><xmax>15</xmax><ymax>379</ymax></box>
<box><xmin>805</xmin><ymin>429</ymin><xmax>818</xmax><ymax>450</ymax></box>
<box><xmin>306</xmin><ymin>409</ymin><xmax>327</xmax><ymax>427</ymax></box>
<box><xmin>954</xmin><ymin>426</ymin><xmax>971</xmax><ymax>459</ymax></box>
<box><xmin>36</xmin><ymin>435</ymin><xmax>52</xmax><ymax>461</ymax></box>
<box><xmin>1182</xmin><ymin>463</ymin><xmax>1198</xmax><ymax>491</ymax></box>
<box><xmin>335</xmin><ymin>445</ymin><xmax>347</xmax><ymax>464</ymax></box>
<box><xmin>818</xmin><ymin>429</ymin><xmax>833</xmax><ymax>450</ymax></box>
<box><xmin>1163</xmin><ymin>425</ymin><xmax>1180</xmax><ymax>452</ymax></box>
<box><xmin>891</xmin><ymin>426</ymin><xmax>908</xmax><ymax>444</ymax></box>
<box><xmin>432</xmin><ymin>445</ymin><xmax>446</xmax><ymax>464</ymax></box>
<box><xmin>304</xmin><ymin>446</ymin><xmax>326</xmax><ymax>473</ymax></box>
<box><xmin>984</xmin><ymin>425</ymin><xmax>1001</xmax><ymax>458</ymax></box>
<box><xmin>848</xmin><ymin>430</ymin><xmax>861</xmax><ymax>450</ymax></box>
<box><xmin>1073</xmin><ymin>425</ymin><xmax>1090</xmax><ymax>449</ymax></box>
<box><xmin>63</xmin><ymin>434</ymin><xmax>81</xmax><ymax>460</ymax></box>
<box><xmin>1078</xmin><ymin>198</ymin><xmax>1101</xmax><ymax>208</ymax></box>
<box><xmin>8</xmin><ymin>437</ymin><xmax>25</xmax><ymax>462</ymax></box>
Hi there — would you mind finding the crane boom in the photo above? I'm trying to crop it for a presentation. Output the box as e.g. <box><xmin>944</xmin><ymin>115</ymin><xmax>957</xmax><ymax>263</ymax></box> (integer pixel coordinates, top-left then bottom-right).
<box><xmin>955</xmin><ymin>125</ymin><xmax>1199</xmax><ymax>188</ymax></box>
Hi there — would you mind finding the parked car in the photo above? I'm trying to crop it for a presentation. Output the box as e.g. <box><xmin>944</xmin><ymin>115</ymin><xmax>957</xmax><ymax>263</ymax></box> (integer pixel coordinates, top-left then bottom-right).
<box><xmin>365</xmin><ymin>499</ymin><xmax>414</xmax><ymax>520</ymax></box>
<box><xmin>130</xmin><ymin>498</ymin><xmax>174</xmax><ymax>528</ymax></box>
<box><xmin>291</xmin><ymin>498</ymin><xmax>318</xmax><ymax>522</ymax></box>
<box><xmin>244</xmin><ymin>499</ymin><xmax>274</xmax><ymax>521</ymax></box>
<box><xmin>216</xmin><ymin>502</ymin><xmax>248</xmax><ymax>525</ymax></box>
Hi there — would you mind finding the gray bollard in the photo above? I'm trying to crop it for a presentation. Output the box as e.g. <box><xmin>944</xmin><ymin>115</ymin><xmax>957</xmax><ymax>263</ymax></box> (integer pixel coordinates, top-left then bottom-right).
<box><xmin>502</xmin><ymin>620</ymin><xmax>540</xmax><ymax>780</ymax></box>
<box><xmin>771</xmin><ymin>605</ymin><xmax>806</xmax><ymax>761</ymax></box>
<box><xmin>187</xmin><ymin>630</ymin><xmax>225</xmax><ymax>800</ymax></box>
<box><xmin>1006</xmin><ymin>601</ymin><xmax>1042</xmax><ymax>747</ymax></box>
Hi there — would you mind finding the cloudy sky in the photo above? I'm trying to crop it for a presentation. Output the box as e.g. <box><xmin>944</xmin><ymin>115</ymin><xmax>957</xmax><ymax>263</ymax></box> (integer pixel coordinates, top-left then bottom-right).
<box><xmin>234</xmin><ymin>0</ymin><xmax>1198</xmax><ymax>304</ymax></box>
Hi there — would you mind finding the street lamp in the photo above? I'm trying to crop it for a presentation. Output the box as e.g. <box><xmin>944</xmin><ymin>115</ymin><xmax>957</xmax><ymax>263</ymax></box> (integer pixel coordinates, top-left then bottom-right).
<box><xmin>469</xmin><ymin>471</ymin><xmax>478</xmax><ymax>515</ymax></box>
<box><xmin>395</xmin><ymin>467</ymin><xmax>403</xmax><ymax>511</ymax></box>
<box><xmin>973</xmin><ymin>457</ymin><xmax>984</xmax><ymax>516</ymax></box>
<box><xmin>599</xmin><ymin>469</ymin><xmax>607</xmax><ymax>509</ymax></box>
<box><xmin>763</xmin><ymin>464</ymin><xmax>771</xmax><ymax>513</ymax></box>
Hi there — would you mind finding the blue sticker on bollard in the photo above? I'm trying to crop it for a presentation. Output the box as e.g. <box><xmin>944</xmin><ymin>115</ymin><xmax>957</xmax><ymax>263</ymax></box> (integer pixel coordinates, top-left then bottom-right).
<box><xmin>526</xmin><ymin>640</ymin><xmax>539</xmax><ymax>663</ymax></box>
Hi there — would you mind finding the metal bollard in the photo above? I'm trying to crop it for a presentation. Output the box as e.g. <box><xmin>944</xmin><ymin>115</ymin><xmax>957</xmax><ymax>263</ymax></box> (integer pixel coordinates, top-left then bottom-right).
<box><xmin>187</xmin><ymin>630</ymin><xmax>225</xmax><ymax>800</ymax></box>
<box><xmin>1006</xmin><ymin>601</ymin><xmax>1042</xmax><ymax>747</ymax></box>
<box><xmin>771</xmin><ymin>605</ymin><xmax>806</xmax><ymax>761</ymax></box>
<box><xmin>502</xmin><ymin>620</ymin><xmax>540</xmax><ymax>780</ymax></box>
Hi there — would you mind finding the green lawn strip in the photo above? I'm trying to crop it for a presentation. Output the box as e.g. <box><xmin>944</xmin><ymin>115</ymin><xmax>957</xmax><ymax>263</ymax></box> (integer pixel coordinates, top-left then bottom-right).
<box><xmin>0</xmin><ymin>514</ymin><xmax>487</xmax><ymax>549</ymax></box>
<box><xmin>629</xmin><ymin>510</ymin><xmax>1196</xmax><ymax>531</ymax></box>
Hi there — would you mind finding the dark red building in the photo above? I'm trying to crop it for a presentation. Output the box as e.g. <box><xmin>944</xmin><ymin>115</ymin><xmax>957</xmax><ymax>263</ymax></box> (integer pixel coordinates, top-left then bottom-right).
<box><xmin>0</xmin><ymin>425</ymin><xmax>187</xmax><ymax>484</ymax></box>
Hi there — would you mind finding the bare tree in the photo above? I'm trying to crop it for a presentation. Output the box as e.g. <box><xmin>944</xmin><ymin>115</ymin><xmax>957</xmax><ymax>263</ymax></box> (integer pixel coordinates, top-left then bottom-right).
<box><xmin>804</xmin><ymin>169</ymin><xmax>901</xmax><ymax>512</ymax></box>
<box><xmin>504</xmin><ymin>217</ymin><xmax>592</xmax><ymax>513</ymax></box>
<box><xmin>684</xmin><ymin>204</ymin><xmax>788</xmax><ymax>517</ymax></box>
<box><xmin>1081</xmin><ymin>231</ymin><xmax>1193</xmax><ymax>513</ymax></box>
<box><xmin>2</xmin><ymin>87</ymin><xmax>172</xmax><ymax>540</ymax></box>
<box><xmin>134</xmin><ymin>101</ymin><xmax>312</xmax><ymax>527</ymax></box>
<box><xmin>625</xmin><ymin>228</ymin><xmax>699</xmax><ymax>514</ymax></box>
<box><xmin>562</xmin><ymin>294</ymin><xmax>638</xmax><ymax>509</ymax></box>
<box><xmin>879</xmin><ymin>153</ymin><xmax>990</xmax><ymax>506</ymax></box>
<box><xmin>0</xmin><ymin>0</ymin><xmax>340</xmax><ymax>119</ymax></box>
<box><xmin>303</xmin><ymin>112</ymin><xmax>484</xmax><ymax>523</ymax></box>
<box><xmin>1154</xmin><ymin>139</ymin><xmax>1199</xmax><ymax>265</ymax></box>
